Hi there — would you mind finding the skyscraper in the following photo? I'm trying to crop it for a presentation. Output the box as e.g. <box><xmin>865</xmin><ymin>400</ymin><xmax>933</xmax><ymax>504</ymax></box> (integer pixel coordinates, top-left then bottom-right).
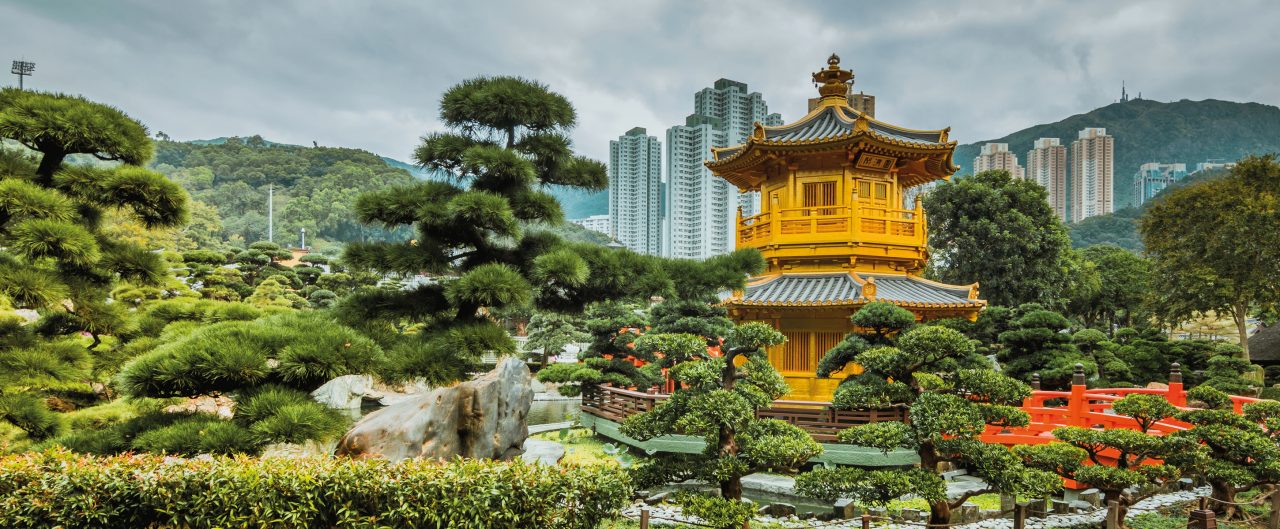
<box><xmin>607</xmin><ymin>127</ymin><xmax>662</xmax><ymax>255</ymax></box>
<box><xmin>973</xmin><ymin>143</ymin><xmax>1024</xmax><ymax>180</ymax></box>
<box><xmin>664</xmin><ymin>115</ymin><xmax>729</xmax><ymax>259</ymax></box>
<box><xmin>1133</xmin><ymin>162</ymin><xmax>1187</xmax><ymax>206</ymax></box>
<box><xmin>1026</xmin><ymin>138</ymin><xmax>1068</xmax><ymax>221</ymax></box>
<box><xmin>1070</xmin><ymin>128</ymin><xmax>1115</xmax><ymax>222</ymax></box>
<box><xmin>664</xmin><ymin>79</ymin><xmax>781</xmax><ymax>259</ymax></box>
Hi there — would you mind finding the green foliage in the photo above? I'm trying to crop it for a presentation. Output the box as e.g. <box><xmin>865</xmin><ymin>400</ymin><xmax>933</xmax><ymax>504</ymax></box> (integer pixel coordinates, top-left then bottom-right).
<box><xmin>998</xmin><ymin>308</ymin><xmax>1095</xmax><ymax>388</ymax></box>
<box><xmin>0</xmin><ymin>449</ymin><xmax>632</xmax><ymax>529</ymax></box>
<box><xmin>851</xmin><ymin>301</ymin><xmax>917</xmax><ymax>343</ymax></box>
<box><xmin>924</xmin><ymin>169</ymin><xmax>1073</xmax><ymax>307</ymax></box>
<box><xmin>118</xmin><ymin>311</ymin><xmax>385</xmax><ymax>397</ymax></box>
<box><xmin>672</xmin><ymin>492</ymin><xmax>755</xmax><ymax>529</ymax></box>
<box><xmin>816</xmin><ymin>323</ymin><xmax>1055</xmax><ymax>525</ymax></box>
<box><xmin>0</xmin><ymin>393</ymin><xmax>62</xmax><ymax>440</ymax></box>
<box><xmin>1068</xmin><ymin>244</ymin><xmax>1151</xmax><ymax>329</ymax></box>
<box><xmin>1141</xmin><ymin>155</ymin><xmax>1280</xmax><ymax>360</ymax></box>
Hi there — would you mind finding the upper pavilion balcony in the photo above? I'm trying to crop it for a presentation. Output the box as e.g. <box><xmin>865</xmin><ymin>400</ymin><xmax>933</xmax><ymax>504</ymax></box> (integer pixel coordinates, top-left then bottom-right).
<box><xmin>736</xmin><ymin>196</ymin><xmax>926</xmax><ymax>251</ymax></box>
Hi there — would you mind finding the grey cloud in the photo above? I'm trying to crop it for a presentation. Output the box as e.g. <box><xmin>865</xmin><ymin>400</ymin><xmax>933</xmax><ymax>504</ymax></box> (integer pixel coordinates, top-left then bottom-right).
<box><xmin>1</xmin><ymin>0</ymin><xmax>1277</xmax><ymax>165</ymax></box>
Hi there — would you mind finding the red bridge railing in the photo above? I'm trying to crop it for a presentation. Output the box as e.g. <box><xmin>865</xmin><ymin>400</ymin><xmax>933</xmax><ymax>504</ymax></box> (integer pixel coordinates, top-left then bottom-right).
<box><xmin>580</xmin><ymin>363</ymin><xmax>1263</xmax><ymax>447</ymax></box>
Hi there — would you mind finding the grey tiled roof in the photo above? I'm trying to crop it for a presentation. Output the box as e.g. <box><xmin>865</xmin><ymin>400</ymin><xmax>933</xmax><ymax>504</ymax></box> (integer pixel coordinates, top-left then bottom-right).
<box><xmin>768</xmin><ymin>106</ymin><xmax>853</xmax><ymax>142</ymax></box>
<box><xmin>867</xmin><ymin>275</ymin><xmax>975</xmax><ymax>305</ymax></box>
<box><xmin>741</xmin><ymin>273</ymin><xmax>861</xmax><ymax>305</ymax></box>
<box><xmin>731</xmin><ymin>272</ymin><xmax>982</xmax><ymax>307</ymax></box>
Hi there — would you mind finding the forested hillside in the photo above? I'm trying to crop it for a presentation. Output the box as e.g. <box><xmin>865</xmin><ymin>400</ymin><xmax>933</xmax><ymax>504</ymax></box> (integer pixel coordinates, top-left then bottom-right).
<box><xmin>151</xmin><ymin>136</ymin><xmax>415</xmax><ymax>248</ymax></box>
<box><xmin>149</xmin><ymin>136</ymin><xmax>611</xmax><ymax>249</ymax></box>
<box><xmin>1066</xmin><ymin>167</ymin><xmax>1231</xmax><ymax>251</ymax></box>
<box><xmin>955</xmin><ymin>98</ymin><xmax>1280</xmax><ymax>207</ymax></box>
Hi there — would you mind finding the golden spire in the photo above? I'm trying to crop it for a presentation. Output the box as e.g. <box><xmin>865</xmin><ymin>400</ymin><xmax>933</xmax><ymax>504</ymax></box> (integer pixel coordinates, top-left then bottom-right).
<box><xmin>812</xmin><ymin>53</ymin><xmax>854</xmax><ymax>102</ymax></box>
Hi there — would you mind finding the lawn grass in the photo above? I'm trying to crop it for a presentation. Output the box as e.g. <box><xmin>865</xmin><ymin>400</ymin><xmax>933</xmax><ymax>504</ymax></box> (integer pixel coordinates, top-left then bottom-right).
<box><xmin>531</xmin><ymin>427</ymin><xmax>633</xmax><ymax>466</ymax></box>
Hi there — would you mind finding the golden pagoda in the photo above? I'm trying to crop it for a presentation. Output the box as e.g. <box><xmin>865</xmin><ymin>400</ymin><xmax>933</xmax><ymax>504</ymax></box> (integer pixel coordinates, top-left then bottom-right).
<box><xmin>709</xmin><ymin>55</ymin><xmax>985</xmax><ymax>400</ymax></box>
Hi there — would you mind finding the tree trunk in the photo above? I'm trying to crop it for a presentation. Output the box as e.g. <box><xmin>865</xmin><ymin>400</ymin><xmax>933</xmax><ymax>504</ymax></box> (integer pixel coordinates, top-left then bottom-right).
<box><xmin>917</xmin><ymin>442</ymin><xmax>950</xmax><ymax>526</ymax></box>
<box><xmin>718</xmin><ymin>350</ymin><xmax>742</xmax><ymax>500</ymax></box>
<box><xmin>1101</xmin><ymin>489</ymin><xmax>1130</xmax><ymax>528</ymax></box>
<box><xmin>35</xmin><ymin>150</ymin><xmax>67</xmax><ymax>186</ymax></box>
<box><xmin>1232</xmin><ymin>302</ymin><xmax>1250</xmax><ymax>361</ymax></box>
<box><xmin>1209</xmin><ymin>482</ymin><xmax>1238</xmax><ymax>520</ymax></box>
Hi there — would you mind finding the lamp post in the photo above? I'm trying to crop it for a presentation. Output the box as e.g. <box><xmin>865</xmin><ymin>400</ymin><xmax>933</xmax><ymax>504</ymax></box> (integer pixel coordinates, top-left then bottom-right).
<box><xmin>10</xmin><ymin>60</ymin><xmax>34</xmax><ymax>90</ymax></box>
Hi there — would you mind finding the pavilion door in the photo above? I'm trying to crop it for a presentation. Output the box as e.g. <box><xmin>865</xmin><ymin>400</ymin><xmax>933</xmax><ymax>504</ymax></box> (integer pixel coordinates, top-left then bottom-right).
<box><xmin>802</xmin><ymin>181</ymin><xmax>838</xmax><ymax>215</ymax></box>
<box><xmin>858</xmin><ymin>180</ymin><xmax>890</xmax><ymax>207</ymax></box>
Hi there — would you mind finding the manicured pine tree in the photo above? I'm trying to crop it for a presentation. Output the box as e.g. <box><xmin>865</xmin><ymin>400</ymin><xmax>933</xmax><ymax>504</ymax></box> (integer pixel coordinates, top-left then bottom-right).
<box><xmin>0</xmin><ymin>89</ymin><xmax>188</xmax><ymax>439</ymax></box>
<box><xmin>621</xmin><ymin>322</ymin><xmax>821</xmax><ymax>501</ymax></box>
<box><xmin>340</xmin><ymin>76</ymin><xmax>624</xmax><ymax>384</ymax></box>
<box><xmin>1015</xmin><ymin>392</ymin><xmax>1194</xmax><ymax>527</ymax></box>
<box><xmin>524</xmin><ymin>311</ymin><xmax>589</xmax><ymax>368</ymax></box>
<box><xmin>998</xmin><ymin>309</ymin><xmax>1096</xmax><ymax>389</ymax></box>
<box><xmin>1165</xmin><ymin>386</ymin><xmax>1280</xmax><ymax>519</ymax></box>
<box><xmin>798</xmin><ymin>325</ymin><xmax>1061</xmax><ymax>526</ymax></box>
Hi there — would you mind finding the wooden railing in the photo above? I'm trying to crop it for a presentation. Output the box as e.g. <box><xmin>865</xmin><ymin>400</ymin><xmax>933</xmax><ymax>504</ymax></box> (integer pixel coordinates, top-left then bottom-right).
<box><xmin>580</xmin><ymin>384</ymin><xmax>909</xmax><ymax>442</ymax></box>
<box><xmin>736</xmin><ymin>199</ymin><xmax>926</xmax><ymax>248</ymax></box>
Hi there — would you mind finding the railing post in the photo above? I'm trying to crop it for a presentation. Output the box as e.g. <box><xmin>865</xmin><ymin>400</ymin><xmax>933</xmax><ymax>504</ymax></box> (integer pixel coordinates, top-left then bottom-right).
<box><xmin>1014</xmin><ymin>502</ymin><xmax>1028</xmax><ymax>529</ymax></box>
<box><xmin>1167</xmin><ymin>363</ymin><xmax>1186</xmax><ymax>407</ymax></box>
<box><xmin>1069</xmin><ymin>364</ymin><xmax>1088</xmax><ymax>427</ymax></box>
<box><xmin>861</xmin><ymin>513</ymin><xmax>871</xmax><ymax>529</ymax></box>
<box><xmin>1030</xmin><ymin>373</ymin><xmax>1041</xmax><ymax>391</ymax></box>
<box><xmin>1105</xmin><ymin>501</ymin><xmax>1119</xmax><ymax>529</ymax></box>
<box><xmin>640</xmin><ymin>507</ymin><xmax>650</xmax><ymax>529</ymax></box>
<box><xmin>1188</xmin><ymin>505</ymin><xmax>1216</xmax><ymax>529</ymax></box>
<box><xmin>1269</xmin><ymin>489</ymin><xmax>1280</xmax><ymax>529</ymax></box>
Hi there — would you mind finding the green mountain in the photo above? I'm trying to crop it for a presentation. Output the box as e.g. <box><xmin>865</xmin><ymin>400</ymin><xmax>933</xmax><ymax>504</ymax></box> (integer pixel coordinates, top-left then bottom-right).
<box><xmin>1066</xmin><ymin>167</ymin><xmax>1232</xmax><ymax>252</ymax></box>
<box><xmin>954</xmin><ymin>98</ymin><xmax>1280</xmax><ymax>207</ymax></box>
<box><xmin>150</xmin><ymin>136</ymin><xmax>610</xmax><ymax>247</ymax></box>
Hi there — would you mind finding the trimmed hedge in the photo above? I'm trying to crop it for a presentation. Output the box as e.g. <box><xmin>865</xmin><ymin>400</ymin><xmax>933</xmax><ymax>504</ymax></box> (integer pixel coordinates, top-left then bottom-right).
<box><xmin>0</xmin><ymin>450</ymin><xmax>632</xmax><ymax>529</ymax></box>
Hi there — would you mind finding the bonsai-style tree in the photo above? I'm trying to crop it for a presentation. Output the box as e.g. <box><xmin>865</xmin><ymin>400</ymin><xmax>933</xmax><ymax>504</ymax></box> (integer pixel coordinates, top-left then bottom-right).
<box><xmin>797</xmin><ymin>325</ymin><xmax>1061</xmax><ymax>526</ymax></box>
<box><xmin>1016</xmin><ymin>393</ymin><xmax>1192</xmax><ymax>527</ymax></box>
<box><xmin>999</xmin><ymin>309</ymin><xmax>1096</xmax><ymax>388</ymax></box>
<box><xmin>1165</xmin><ymin>386</ymin><xmax>1280</xmax><ymax>519</ymax></box>
<box><xmin>524</xmin><ymin>311</ymin><xmax>589</xmax><ymax>368</ymax></box>
<box><xmin>0</xmin><ymin>90</ymin><xmax>187</xmax><ymax>439</ymax></box>
<box><xmin>340</xmin><ymin>76</ymin><xmax>616</xmax><ymax>384</ymax></box>
<box><xmin>622</xmin><ymin>322</ymin><xmax>820</xmax><ymax>500</ymax></box>
<box><xmin>815</xmin><ymin>302</ymin><xmax>918</xmax><ymax>404</ymax></box>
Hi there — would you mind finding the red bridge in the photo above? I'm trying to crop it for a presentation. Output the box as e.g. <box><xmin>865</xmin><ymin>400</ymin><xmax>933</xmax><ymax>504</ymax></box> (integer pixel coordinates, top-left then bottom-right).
<box><xmin>579</xmin><ymin>363</ymin><xmax>1261</xmax><ymax>468</ymax></box>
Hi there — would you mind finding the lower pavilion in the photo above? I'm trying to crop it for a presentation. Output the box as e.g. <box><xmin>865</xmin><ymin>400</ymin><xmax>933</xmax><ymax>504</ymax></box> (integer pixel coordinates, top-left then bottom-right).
<box><xmin>708</xmin><ymin>55</ymin><xmax>985</xmax><ymax>400</ymax></box>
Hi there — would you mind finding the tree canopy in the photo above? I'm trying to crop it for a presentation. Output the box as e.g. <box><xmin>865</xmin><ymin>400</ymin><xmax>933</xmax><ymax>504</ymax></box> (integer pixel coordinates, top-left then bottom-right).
<box><xmin>1141</xmin><ymin>154</ymin><xmax>1280</xmax><ymax>360</ymax></box>
<box><xmin>924</xmin><ymin>169</ymin><xmax>1073</xmax><ymax>307</ymax></box>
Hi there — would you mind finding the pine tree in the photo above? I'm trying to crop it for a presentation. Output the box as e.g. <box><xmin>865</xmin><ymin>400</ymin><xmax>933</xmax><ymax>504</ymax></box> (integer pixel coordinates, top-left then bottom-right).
<box><xmin>0</xmin><ymin>89</ymin><xmax>188</xmax><ymax>438</ymax></box>
<box><xmin>340</xmin><ymin>77</ymin><xmax>631</xmax><ymax>384</ymax></box>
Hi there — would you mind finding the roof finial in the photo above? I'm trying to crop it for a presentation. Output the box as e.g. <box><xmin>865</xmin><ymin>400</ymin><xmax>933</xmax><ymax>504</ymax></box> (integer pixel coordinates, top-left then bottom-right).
<box><xmin>813</xmin><ymin>54</ymin><xmax>854</xmax><ymax>103</ymax></box>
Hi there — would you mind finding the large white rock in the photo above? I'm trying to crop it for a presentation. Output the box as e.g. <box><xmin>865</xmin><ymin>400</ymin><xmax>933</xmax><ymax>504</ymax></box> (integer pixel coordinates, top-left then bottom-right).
<box><xmin>334</xmin><ymin>358</ymin><xmax>533</xmax><ymax>461</ymax></box>
<box><xmin>311</xmin><ymin>374</ymin><xmax>382</xmax><ymax>410</ymax></box>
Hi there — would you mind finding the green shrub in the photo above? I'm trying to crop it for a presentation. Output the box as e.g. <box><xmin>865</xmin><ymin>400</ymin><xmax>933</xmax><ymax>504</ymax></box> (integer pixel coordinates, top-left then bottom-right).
<box><xmin>248</xmin><ymin>402</ymin><xmax>346</xmax><ymax>444</ymax></box>
<box><xmin>130</xmin><ymin>415</ymin><xmax>225</xmax><ymax>455</ymax></box>
<box><xmin>233</xmin><ymin>385</ymin><xmax>312</xmax><ymax>425</ymax></box>
<box><xmin>0</xmin><ymin>450</ymin><xmax>632</xmax><ymax>529</ymax></box>
<box><xmin>0</xmin><ymin>394</ymin><xmax>62</xmax><ymax>440</ymax></box>
<box><xmin>673</xmin><ymin>492</ymin><xmax>755</xmax><ymax>529</ymax></box>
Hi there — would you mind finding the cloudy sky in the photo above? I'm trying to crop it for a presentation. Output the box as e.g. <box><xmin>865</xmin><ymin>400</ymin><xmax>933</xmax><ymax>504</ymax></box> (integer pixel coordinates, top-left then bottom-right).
<box><xmin>3</xmin><ymin>0</ymin><xmax>1277</xmax><ymax>164</ymax></box>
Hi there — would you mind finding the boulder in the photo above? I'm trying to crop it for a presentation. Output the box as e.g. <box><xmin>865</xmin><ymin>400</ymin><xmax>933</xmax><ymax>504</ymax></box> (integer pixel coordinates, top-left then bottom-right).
<box><xmin>1146</xmin><ymin>382</ymin><xmax>1169</xmax><ymax>390</ymax></box>
<box><xmin>520</xmin><ymin>438</ymin><xmax>564</xmax><ymax>466</ymax></box>
<box><xmin>335</xmin><ymin>358</ymin><xmax>533</xmax><ymax>462</ymax></box>
<box><xmin>311</xmin><ymin>374</ymin><xmax>382</xmax><ymax>410</ymax></box>
<box><xmin>165</xmin><ymin>395</ymin><xmax>235</xmax><ymax>419</ymax></box>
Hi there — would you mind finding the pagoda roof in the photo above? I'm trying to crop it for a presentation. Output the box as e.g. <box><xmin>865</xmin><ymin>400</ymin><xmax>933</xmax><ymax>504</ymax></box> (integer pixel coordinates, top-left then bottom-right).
<box><xmin>711</xmin><ymin>104</ymin><xmax>950</xmax><ymax>164</ymax></box>
<box><xmin>725</xmin><ymin>272</ymin><xmax>982</xmax><ymax>309</ymax></box>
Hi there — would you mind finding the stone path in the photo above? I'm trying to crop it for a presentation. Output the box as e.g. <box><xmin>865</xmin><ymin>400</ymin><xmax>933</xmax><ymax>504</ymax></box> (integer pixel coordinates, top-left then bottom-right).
<box><xmin>622</xmin><ymin>486</ymin><xmax>1211</xmax><ymax>528</ymax></box>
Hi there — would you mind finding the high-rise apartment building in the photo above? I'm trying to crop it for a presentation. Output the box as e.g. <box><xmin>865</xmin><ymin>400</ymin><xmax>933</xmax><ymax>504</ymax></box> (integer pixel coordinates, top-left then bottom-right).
<box><xmin>1070</xmin><ymin>128</ymin><xmax>1115</xmax><ymax>222</ymax></box>
<box><xmin>1133</xmin><ymin>162</ymin><xmax>1187</xmax><ymax>206</ymax></box>
<box><xmin>691</xmin><ymin>79</ymin><xmax>782</xmax><ymax>219</ymax></box>
<box><xmin>607</xmin><ymin>127</ymin><xmax>662</xmax><ymax>255</ymax></box>
<box><xmin>664</xmin><ymin>115</ymin><xmax>730</xmax><ymax>259</ymax></box>
<box><xmin>807</xmin><ymin>88</ymin><xmax>875</xmax><ymax>117</ymax></box>
<box><xmin>569</xmin><ymin>214</ymin><xmax>610</xmax><ymax>234</ymax></box>
<box><xmin>664</xmin><ymin>79</ymin><xmax>781</xmax><ymax>259</ymax></box>
<box><xmin>974</xmin><ymin>143</ymin><xmax>1024</xmax><ymax>180</ymax></box>
<box><xmin>1026</xmin><ymin>138</ymin><xmax>1068</xmax><ymax>221</ymax></box>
